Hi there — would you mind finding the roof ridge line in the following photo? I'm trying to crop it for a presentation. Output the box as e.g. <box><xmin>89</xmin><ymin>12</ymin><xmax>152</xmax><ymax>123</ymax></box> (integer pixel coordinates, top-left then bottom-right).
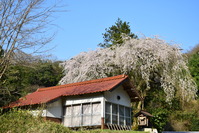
<box><xmin>37</xmin><ymin>75</ymin><xmax>128</xmax><ymax>92</ymax></box>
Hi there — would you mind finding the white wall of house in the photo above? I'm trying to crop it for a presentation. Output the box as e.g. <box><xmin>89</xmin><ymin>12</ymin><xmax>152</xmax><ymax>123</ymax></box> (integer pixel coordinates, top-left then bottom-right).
<box><xmin>104</xmin><ymin>85</ymin><xmax>131</xmax><ymax>107</ymax></box>
<box><xmin>65</xmin><ymin>93</ymin><xmax>103</xmax><ymax>105</ymax></box>
<box><xmin>30</xmin><ymin>98</ymin><xmax>62</xmax><ymax>118</ymax></box>
<box><xmin>31</xmin><ymin>98</ymin><xmax>63</xmax><ymax>118</ymax></box>
<box><xmin>45</xmin><ymin>98</ymin><xmax>62</xmax><ymax>118</ymax></box>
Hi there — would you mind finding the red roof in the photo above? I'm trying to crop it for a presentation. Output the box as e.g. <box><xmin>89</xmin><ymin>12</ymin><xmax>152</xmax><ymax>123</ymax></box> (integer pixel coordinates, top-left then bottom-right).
<box><xmin>5</xmin><ymin>75</ymin><xmax>141</xmax><ymax>108</ymax></box>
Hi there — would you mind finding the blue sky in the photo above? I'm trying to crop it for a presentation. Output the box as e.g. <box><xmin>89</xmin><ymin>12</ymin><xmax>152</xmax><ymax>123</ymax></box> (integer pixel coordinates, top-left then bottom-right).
<box><xmin>48</xmin><ymin>0</ymin><xmax>199</xmax><ymax>61</ymax></box>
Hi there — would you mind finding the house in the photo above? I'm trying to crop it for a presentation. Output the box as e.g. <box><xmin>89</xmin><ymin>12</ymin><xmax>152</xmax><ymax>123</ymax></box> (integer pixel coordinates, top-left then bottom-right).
<box><xmin>5</xmin><ymin>75</ymin><xmax>141</xmax><ymax>130</ymax></box>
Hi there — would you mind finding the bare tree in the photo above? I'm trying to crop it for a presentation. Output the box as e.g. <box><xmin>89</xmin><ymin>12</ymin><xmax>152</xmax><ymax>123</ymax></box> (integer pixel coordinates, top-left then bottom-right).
<box><xmin>0</xmin><ymin>0</ymin><xmax>58</xmax><ymax>80</ymax></box>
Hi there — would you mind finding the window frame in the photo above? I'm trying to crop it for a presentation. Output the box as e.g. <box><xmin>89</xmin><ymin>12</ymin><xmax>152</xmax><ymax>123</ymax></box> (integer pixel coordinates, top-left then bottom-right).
<box><xmin>105</xmin><ymin>101</ymin><xmax>131</xmax><ymax>126</ymax></box>
<box><xmin>64</xmin><ymin>102</ymin><xmax>101</xmax><ymax>127</ymax></box>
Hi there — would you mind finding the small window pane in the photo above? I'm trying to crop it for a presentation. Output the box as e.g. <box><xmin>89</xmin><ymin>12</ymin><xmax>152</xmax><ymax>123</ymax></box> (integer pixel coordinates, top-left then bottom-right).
<box><xmin>82</xmin><ymin>116</ymin><xmax>91</xmax><ymax>126</ymax></box>
<box><xmin>119</xmin><ymin>116</ymin><xmax>124</xmax><ymax>125</ymax></box>
<box><xmin>83</xmin><ymin>103</ymin><xmax>91</xmax><ymax>114</ymax></box>
<box><xmin>112</xmin><ymin>104</ymin><xmax>118</xmax><ymax>115</ymax></box>
<box><xmin>119</xmin><ymin>105</ymin><xmax>124</xmax><ymax>116</ymax></box>
<box><xmin>126</xmin><ymin>118</ymin><xmax>131</xmax><ymax>125</ymax></box>
<box><xmin>105</xmin><ymin>102</ymin><xmax>111</xmax><ymax>113</ymax></box>
<box><xmin>65</xmin><ymin>106</ymin><xmax>72</xmax><ymax>116</ymax></box>
<box><xmin>105</xmin><ymin>113</ymin><xmax>111</xmax><ymax>124</ymax></box>
<box><xmin>73</xmin><ymin>105</ymin><xmax>81</xmax><ymax>115</ymax></box>
<box><xmin>92</xmin><ymin>115</ymin><xmax>101</xmax><ymax>125</ymax></box>
<box><xmin>64</xmin><ymin>116</ymin><xmax>71</xmax><ymax>127</ymax></box>
<box><xmin>125</xmin><ymin>107</ymin><xmax>131</xmax><ymax>117</ymax></box>
<box><xmin>71</xmin><ymin>116</ymin><xmax>81</xmax><ymax>127</ymax></box>
<box><xmin>112</xmin><ymin>115</ymin><xmax>118</xmax><ymax>124</ymax></box>
<box><xmin>92</xmin><ymin>103</ymin><xmax>101</xmax><ymax>114</ymax></box>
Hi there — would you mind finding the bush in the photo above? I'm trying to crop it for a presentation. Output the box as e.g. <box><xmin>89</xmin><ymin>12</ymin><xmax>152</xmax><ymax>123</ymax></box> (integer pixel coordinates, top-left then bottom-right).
<box><xmin>151</xmin><ymin>108</ymin><xmax>169</xmax><ymax>132</ymax></box>
<box><xmin>0</xmin><ymin>109</ymin><xmax>71</xmax><ymax>133</ymax></box>
<box><xmin>172</xmin><ymin>111</ymin><xmax>199</xmax><ymax>131</ymax></box>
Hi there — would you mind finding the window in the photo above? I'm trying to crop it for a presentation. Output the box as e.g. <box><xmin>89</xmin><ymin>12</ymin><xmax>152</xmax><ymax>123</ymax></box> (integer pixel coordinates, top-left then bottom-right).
<box><xmin>125</xmin><ymin>107</ymin><xmax>131</xmax><ymax>125</ymax></box>
<box><xmin>112</xmin><ymin>103</ymin><xmax>118</xmax><ymax>124</ymax></box>
<box><xmin>64</xmin><ymin>102</ymin><xmax>101</xmax><ymax>127</ymax></box>
<box><xmin>105</xmin><ymin>102</ymin><xmax>131</xmax><ymax>126</ymax></box>
<box><xmin>82</xmin><ymin>103</ymin><xmax>91</xmax><ymax>126</ymax></box>
<box><xmin>105</xmin><ymin>102</ymin><xmax>111</xmax><ymax>124</ymax></box>
<box><xmin>119</xmin><ymin>105</ymin><xmax>125</xmax><ymax>125</ymax></box>
<box><xmin>92</xmin><ymin>103</ymin><xmax>101</xmax><ymax>125</ymax></box>
<box><xmin>65</xmin><ymin>106</ymin><xmax>72</xmax><ymax>116</ymax></box>
<box><xmin>71</xmin><ymin>105</ymin><xmax>81</xmax><ymax>126</ymax></box>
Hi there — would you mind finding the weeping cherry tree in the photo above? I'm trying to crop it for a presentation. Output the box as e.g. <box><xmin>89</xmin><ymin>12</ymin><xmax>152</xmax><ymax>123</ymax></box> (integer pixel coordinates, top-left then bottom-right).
<box><xmin>59</xmin><ymin>36</ymin><xmax>197</xmax><ymax>107</ymax></box>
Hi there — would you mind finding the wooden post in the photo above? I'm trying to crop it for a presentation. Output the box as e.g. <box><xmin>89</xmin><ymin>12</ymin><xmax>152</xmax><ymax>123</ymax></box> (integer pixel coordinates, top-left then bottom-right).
<box><xmin>101</xmin><ymin>117</ymin><xmax>105</xmax><ymax>129</ymax></box>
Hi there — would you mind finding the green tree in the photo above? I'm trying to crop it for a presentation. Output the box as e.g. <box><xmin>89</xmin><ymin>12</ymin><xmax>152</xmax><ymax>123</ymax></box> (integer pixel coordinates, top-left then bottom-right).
<box><xmin>151</xmin><ymin>108</ymin><xmax>169</xmax><ymax>132</ymax></box>
<box><xmin>0</xmin><ymin>65</ymin><xmax>32</xmax><ymax>106</ymax></box>
<box><xmin>98</xmin><ymin>18</ymin><xmax>138</xmax><ymax>48</ymax></box>
<box><xmin>188</xmin><ymin>44</ymin><xmax>199</xmax><ymax>95</ymax></box>
<box><xmin>0</xmin><ymin>60</ymin><xmax>63</xmax><ymax>107</ymax></box>
<box><xmin>32</xmin><ymin>60</ymin><xmax>63</xmax><ymax>87</ymax></box>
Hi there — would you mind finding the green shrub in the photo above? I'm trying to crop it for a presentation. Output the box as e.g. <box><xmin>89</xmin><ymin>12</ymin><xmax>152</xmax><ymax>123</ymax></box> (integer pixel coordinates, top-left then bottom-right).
<box><xmin>151</xmin><ymin>108</ymin><xmax>169</xmax><ymax>132</ymax></box>
<box><xmin>0</xmin><ymin>109</ymin><xmax>71</xmax><ymax>133</ymax></box>
<box><xmin>173</xmin><ymin>111</ymin><xmax>199</xmax><ymax>131</ymax></box>
<box><xmin>190</xmin><ymin>117</ymin><xmax>199</xmax><ymax>131</ymax></box>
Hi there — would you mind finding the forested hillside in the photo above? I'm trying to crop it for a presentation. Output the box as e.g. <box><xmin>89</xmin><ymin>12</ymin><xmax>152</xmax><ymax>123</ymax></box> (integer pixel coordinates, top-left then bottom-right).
<box><xmin>0</xmin><ymin>58</ymin><xmax>63</xmax><ymax>107</ymax></box>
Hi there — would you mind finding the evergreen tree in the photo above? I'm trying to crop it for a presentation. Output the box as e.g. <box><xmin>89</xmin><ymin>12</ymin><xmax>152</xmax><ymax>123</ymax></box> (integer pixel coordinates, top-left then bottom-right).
<box><xmin>98</xmin><ymin>18</ymin><xmax>138</xmax><ymax>48</ymax></box>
